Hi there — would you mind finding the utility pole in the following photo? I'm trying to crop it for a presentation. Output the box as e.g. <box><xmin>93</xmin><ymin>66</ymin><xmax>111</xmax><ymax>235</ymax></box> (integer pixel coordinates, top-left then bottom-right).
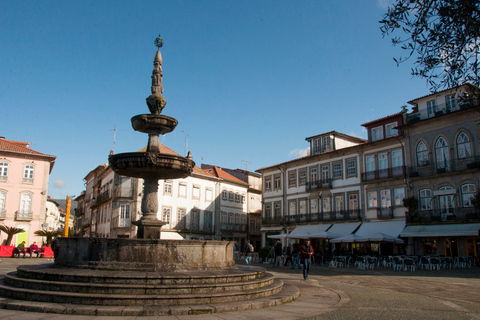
<box><xmin>182</xmin><ymin>131</ymin><xmax>190</xmax><ymax>157</ymax></box>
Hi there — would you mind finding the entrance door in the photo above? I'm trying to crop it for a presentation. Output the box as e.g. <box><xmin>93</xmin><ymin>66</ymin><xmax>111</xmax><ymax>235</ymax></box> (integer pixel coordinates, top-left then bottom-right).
<box><xmin>445</xmin><ymin>237</ymin><xmax>458</xmax><ymax>257</ymax></box>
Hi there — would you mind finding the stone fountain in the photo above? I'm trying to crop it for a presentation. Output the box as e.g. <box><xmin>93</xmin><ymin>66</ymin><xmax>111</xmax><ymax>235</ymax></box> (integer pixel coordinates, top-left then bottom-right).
<box><xmin>0</xmin><ymin>35</ymin><xmax>298</xmax><ymax>316</ymax></box>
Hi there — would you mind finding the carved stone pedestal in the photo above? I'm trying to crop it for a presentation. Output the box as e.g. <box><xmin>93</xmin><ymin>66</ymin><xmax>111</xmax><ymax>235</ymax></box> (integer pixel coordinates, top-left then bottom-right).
<box><xmin>133</xmin><ymin>219</ymin><xmax>167</xmax><ymax>239</ymax></box>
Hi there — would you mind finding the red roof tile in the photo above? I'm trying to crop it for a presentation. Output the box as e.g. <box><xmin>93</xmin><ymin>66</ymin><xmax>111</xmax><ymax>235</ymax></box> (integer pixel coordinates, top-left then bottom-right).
<box><xmin>0</xmin><ymin>138</ymin><xmax>55</xmax><ymax>158</ymax></box>
<box><xmin>203</xmin><ymin>166</ymin><xmax>248</xmax><ymax>185</ymax></box>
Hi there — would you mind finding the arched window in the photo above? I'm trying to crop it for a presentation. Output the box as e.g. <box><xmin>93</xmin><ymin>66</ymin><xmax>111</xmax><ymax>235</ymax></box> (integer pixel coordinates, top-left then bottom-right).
<box><xmin>461</xmin><ymin>184</ymin><xmax>476</xmax><ymax>207</ymax></box>
<box><xmin>416</xmin><ymin>142</ymin><xmax>428</xmax><ymax>166</ymax></box>
<box><xmin>457</xmin><ymin>132</ymin><xmax>472</xmax><ymax>159</ymax></box>
<box><xmin>438</xmin><ymin>186</ymin><xmax>454</xmax><ymax>217</ymax></box>
<box><xmin>419</xmin><ymin>189</ymin><xmax>432</xmax><ymax>210</ymax></box>
<box><xmin>435</xmin><ymin>137</ymin><xmax>450</xmax><ymax>170</ymax></box>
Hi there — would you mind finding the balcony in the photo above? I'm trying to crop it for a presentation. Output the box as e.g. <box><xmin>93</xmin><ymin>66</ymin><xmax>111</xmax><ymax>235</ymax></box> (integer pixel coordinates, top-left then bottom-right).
<box><xmin>306</xmin><ymin>179</ymin><xmax>332</xmax><ymax>191</ymax></box>
<box><xmin>220</xmin><ymin>224</ymin><xmax>247</xmax><ymax>232</ymax></box>
<box><xmin>362</xmin><ymin>166</ymin><xmax>405</xmax><ymax>182</ymax></box>
<box><xmin>407</xmin><ymin>207</ymin><xmax>480</xmax><ymax>224</ymax></box>
<box><xmin>91</xmin><ymin>191</ymin><xmax>111</xmax><ymax>207</ymax></box>
<box><xmin>285</xmin><ymin>209</ymin><xmax>362</xmax><ymax>223</ymax></box>
<box><xmin>376</xmin><ymin>207</ymin><xmax>393</xmax><ymax>219</ymax></box>
<box><xmin>407</xmin><ymin>101</ymin><xmax>472</xmax><ymax>123</ymax></box>
<box><xmin>262</xmin><ymin>216</ymin><xmax>284</xmax><ymax>225</ymax></box>
<box><xmin>409</xmin><ymin>157</ymin><xmax>480</xmax><ymax>178</ymax></box>
<box><xmin>15</xmin><ymin>211</ymin><xmax>33</xmax><ymax>221</ymax></box>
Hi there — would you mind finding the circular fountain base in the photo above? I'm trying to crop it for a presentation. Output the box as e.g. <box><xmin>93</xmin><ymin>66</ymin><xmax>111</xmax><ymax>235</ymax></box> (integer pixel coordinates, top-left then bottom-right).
<box><xmin>56</xmin><ymin>238</ymin><xmax>235</xmax><ymax>272</ymax></box>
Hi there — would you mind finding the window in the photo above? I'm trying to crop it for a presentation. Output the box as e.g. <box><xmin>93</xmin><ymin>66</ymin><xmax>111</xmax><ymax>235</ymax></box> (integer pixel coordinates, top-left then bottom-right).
<box><xmin>416</xmin><ymin>141</ymin><xmax>428</xmax><ymax>166</ymax></box>
<box><xmin>206</xmin><ymin>188</ymin><xmax>213</xmax><ymax>201</ymax></box>
<box><xmin>119</xmin><ymin>204</ymin><xmax>130</xmax><ymax>227</ymax></box>
<box><xmin>264</xmin><ymin>203</ymin><xmax>272</xmax><ymax>218</ymax></box>
<box><xmin>394</xmin><ymin>188</ymin><xmax>405</xmax><ymax>206</ymax></box>
<box><xmin>392</xmin><ymin>150</ymin><xmax>402</xmax><ymax>167</ymax></box>
<box><xmin>299</xmin><ymin>199</ymin><xmax>307</xmax><ymax>215</ymax></box>
<box><xmin>288</xmin><ymin>200</ymin><xmax>296</xmax><ymax>216</ymax></box>
<box><xmin>322</xmin><ymin>197</ymin><xmax>331</xmax><ymax>213</ymax></box>
<box><xmin>366</xmin><ymin>156</ymin><xmax>375</xmax><ymax>172</ymax></box>
<box><xmin>274</xmin><ymin>174</ymin><xmax>281</xmax><ymax>190</ymax></box>
<box><xmin>334</xmin><ymin>195</ymin><xmax>344</xmax><ymax>212</ymax></box>
<box><xmin>380</xmin><ymin>189</ymin><xmax>391</xmax><ymax>208</ymax></box>
<box><xmin>321</xmin><ymin>165</ymin><xmax>329</xmax><ymax>181</ymax></box>
<box><xmin>23</xmin><ymin>164</ymin><xmax>34</xmax><ymax>183</ymax></box>
<box><xmin>228</xmin><ymin>213</ymin><xmax>234</xmax><ymax>225</ymax></box>
<box><xmin>0</xmin><ymin>190</ymin><xmax>6</xmax><ymax>214</ymax></box>
<box><xmin>222</xmin><ymin>190</ymin><xmax>227</xmax><ymax>200</ymax></box>
<box><xmin>164</xmin><ymin>180</ymin><xmax>172</xmax><ymax>195</ymax></box>
<box><xmin>228</xmin><ymin>191</ymin><xmax>234</xmax><ymax>201</ymax></box>
<box><xmin>310</xmin><ymin>167</ymin><xmax>317</xmax><ymax>183</ymax></box>
<box><xmin>457</xmin><ymin>132</ymin><xmax>472</xmax><ymax>159</ymax></box>
<box><xmin>162</xmin><ymin>207</ymin><xmax>172</xmax><ymax>227</ymax></box>
<box><xmin>310</xmin><ymin>199</ymin><xmax>318</xmax><ymax>214</ymax></box>
<box><xmin>445</xmin><ymin>94</ymin><xmax>457</xmax><ymax>110</ymax></box>
<box><xmin>288</xmin><ymin>170</ymin><xmax>297</xmax><ymax>188</ymax></box>
<box><xmin>192</xmin><ymin>186</ymin><xmax>200</xmax><ymax>199</ymax></box>
<box><xmin>348</xmin><ymin>194</ymin><xmax>358</xmax><ymax>210</ymax></box>
<box><xmin>419</xmin><ymin>189</ymin><xmax>432</xmax><ymax>210</ymax></box>
<box><xmin>427</xmin><ymin>99</ymin><xmax>436</xmax><ymax>116</ymax></box>
<box><xmin>298</xmin><ymin>168</ymin><xmax>307</xmax><ymax>186</ymax></box>
<box><xmin>385</xmin><ymin>122</ymin><xmax>398</xmax><ymax>138</ymax></box>
<box><xmin>176</xmin><ymin>208</ymin><xmax>186</xmax><ymax>229</ymax></box>
<box><xmin>378</xmin><ymin>153</ymin><xmax>388</xmax><ymax>171</ymax></box>
<box><xmin>204</xmin><ymin>211</ymin><xmax>212</xmax><ymax>232</ymax></box>
<box><xmin>333</xmin><ymin>162</ymin><xmax>342</xmax><ymax>179</ymax></box>
<box><xmin>235</xmin><ymin>193</ymin><xmax>240</xmax><ymax>203</ymax></box>
<box><xmin>372</xmin><ymin>126</ymin><xmax>383</xmax><ymax>141</ymax></box>
<box><xmin>367</xmin><ymin>191</ymin><xmax>377</xmax><ymax>208</ymax></box>
<box><xmin>0</xmin><ymin>162</ymin><xmax>8</xmax><ymax>181</ymax></box>
<box><xmin>439</xmin><ymin>186</ymin><xmax>454</xmax><ymax>217</ymax></box>
<box><xmin>221</xmin><ymin>212</ymin><xmax>227</xmax><ymax>226</ymax></box>
<box><xmin>435</xmin><ymin>137</ymin><xmax>450</xmax><ymax>170</ymax></box>
<box><xmin>241</xmin><ymin>194</ymin><xmax>245</xmax><ymax>203</ymax></box>
<box><xmin>265</xmin><ymin>176</ymin><xmax>272</xmax><ymax>191</ymax></box>
<box><xmin>191</xmin><ymin>210</ymin><xmax>200</xmax><ymax>231</ymax></box>
<box><xmin>19</xmin><ymin>192</ymin><xmax>32</xmax><ymax>216</ymax></box>
<box><xmin>274</xmin><ymin>202</ymin><xmax>281</xmax><ymax>218</ymax></box>
<box><xmin>346</xmin><ymin>159</ymin><xmax>356</xmax><ymax>176</ymax></box>
<box><xmin>461</xmin><ymin>184</ymin><xmax>476</xmax><ymax>207</ymax></box>
<box><xmin>178</xmin><ymin>184</ymin><xmax>187</xmax><ymax>198</ymax></box>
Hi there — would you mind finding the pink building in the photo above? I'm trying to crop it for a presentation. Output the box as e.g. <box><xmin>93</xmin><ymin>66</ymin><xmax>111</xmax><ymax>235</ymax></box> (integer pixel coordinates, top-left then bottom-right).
<box><xmin>0</xmin><ymin>137</ymin><xmax>56</xmax><ymax>247</ymax></box>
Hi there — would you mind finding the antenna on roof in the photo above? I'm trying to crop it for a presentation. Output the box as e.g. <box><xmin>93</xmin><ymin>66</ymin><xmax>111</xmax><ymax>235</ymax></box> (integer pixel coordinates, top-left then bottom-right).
<box><xmin>241</xmin><ymin>160</ymin><xmax>251</xmax><ymax>171</ymax></box>
<box><xmin>182</xmin><ymin>131</ymin><xmax>190</xmax><ymax>157</ymax></box>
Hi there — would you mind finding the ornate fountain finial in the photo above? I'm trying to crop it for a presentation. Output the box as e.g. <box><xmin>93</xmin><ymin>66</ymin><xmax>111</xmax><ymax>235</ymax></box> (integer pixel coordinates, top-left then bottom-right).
<box><xmin>146</xmin><ymin>34</ymin><xmax>167</xmax><ymax>114</ymax></box>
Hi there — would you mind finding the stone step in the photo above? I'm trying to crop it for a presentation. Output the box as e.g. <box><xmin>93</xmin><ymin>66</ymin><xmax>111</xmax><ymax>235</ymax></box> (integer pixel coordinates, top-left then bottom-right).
<box><xmin>0</xmin><ymin>282</ymin><xmax>300</xmax><ymax>316</ymax></box>
<box><xmin>0</xmin><ymin>278</ymin><xmax>285</xmax><ymax>306</ymax></box>
<box><xmin>16</xmin><ymin>263</ymin><xmax>265</xmax><ymax>285</ymax></box>
<box><xmin>4</xmin><ymin>271</ymin><xmax>275</xmax><ymax>295</ymax></box>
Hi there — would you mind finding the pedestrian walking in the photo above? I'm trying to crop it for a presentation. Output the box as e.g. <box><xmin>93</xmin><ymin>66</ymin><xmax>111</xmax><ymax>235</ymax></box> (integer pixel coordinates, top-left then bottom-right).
<box><xmin>301</xmin><ymin>239</ymin><xmax>314</xmax><ymax>280</ymax></box>
<box><xmin>244</xmin><ymin>240</ymin><xmax>254</xmax><ymax>265</ymax></box>
<box><xmin>291</xmin><ymin>243</ymin><xmax>302</xmax><ymax>269</ymax></box>
<box><xmin>274</xmin><ymin>241</ymin><xmax>283</xmax><ymax>267</ymax></box>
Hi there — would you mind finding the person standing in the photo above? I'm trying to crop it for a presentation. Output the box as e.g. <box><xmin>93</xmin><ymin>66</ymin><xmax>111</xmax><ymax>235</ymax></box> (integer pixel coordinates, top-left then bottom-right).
<box><xmin>284</xmin><ymin>243</ymin><xmax>293</xmax><ymax>267</ymax></box>
<box><xmin>244</xmin><ymin>240</ymin><xmax>254</xmax><ymax>265</ymax></box>
<box><xmin>291</xmin><ymin>243</ymin><xmax>302</xmax><ymax>269</ymax></box>
<box><xmin>301</xmin><ymin>239</ymin><xmax>314</xmax><ymax>280</ymax></box>
<box><xmin>274</xmin><ymin>241</ymin><xmax>283</xmax><ymax>267</ymax></box>
<box><xmin>51</xmin><ymin>236</ymin><xmax>61</xmax><ymax>261</ymax></box>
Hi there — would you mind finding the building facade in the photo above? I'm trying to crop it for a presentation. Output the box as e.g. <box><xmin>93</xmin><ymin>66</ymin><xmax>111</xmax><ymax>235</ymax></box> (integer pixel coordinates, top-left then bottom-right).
<box><xmin>0</xmin><ymin>137</ymin><xmax>56</xmax><ymax>246</ymax></box>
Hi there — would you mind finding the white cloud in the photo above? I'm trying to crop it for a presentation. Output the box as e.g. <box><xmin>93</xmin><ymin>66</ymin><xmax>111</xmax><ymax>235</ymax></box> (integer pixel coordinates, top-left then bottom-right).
<box><xmin>53</xmin><ymin>179</ymin><xmax>66</xmax><ymax>188</ymax></box>
<box><xmin>289</xmin><ymin>147</ymin><xmax>310</xmax><ymax>158</ymax></box>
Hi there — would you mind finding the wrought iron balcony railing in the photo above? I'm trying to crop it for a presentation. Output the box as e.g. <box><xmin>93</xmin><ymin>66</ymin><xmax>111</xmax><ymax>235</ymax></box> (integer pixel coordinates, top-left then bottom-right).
<box><xmin>306</xmin><ymin>179</ymin><xmax>333</xmax><ymax>191</ymax></box>
<box><xmin>284</xmin><ymin>209</ymin><xmax>362</xmax><ymax>223</ymax></box>
<box><xmin>408</xmin><ymin>156</ymin><xmax>480</xmax><ymax>178</ymax></box>
<box><xmin>406</xmin><ymin>207</ymin><xmax>480</xmax><ymax>224</ymax></box>
<box><xmin>15</xmin><ymin>211</ymin><xmax>33</xmax><ymax>221</ymax></box>
<box><xmin>362</xmin><ymin>166</ymin><xmax>405</xmax><ymax>182</ymax></box>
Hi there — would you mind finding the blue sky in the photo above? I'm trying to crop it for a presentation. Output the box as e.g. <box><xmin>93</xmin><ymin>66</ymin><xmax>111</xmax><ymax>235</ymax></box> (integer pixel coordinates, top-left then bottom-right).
<box><xmin>1</xmin><ymin>1</ymin><xmax>430</xmax><ymax>199</ymax></box>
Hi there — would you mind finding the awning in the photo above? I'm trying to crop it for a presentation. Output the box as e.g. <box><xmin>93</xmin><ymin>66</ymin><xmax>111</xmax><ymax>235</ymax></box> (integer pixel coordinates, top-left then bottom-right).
<box><xmin>327</xmin><ymin>222</ymin><xmax>361</xmax><ymax>236</ymax></box>
<box><xmin>355</xmin><ymin>220</ymin><xmax>406</xmax><ymax>239</ymax></box>
<box><xmin>160</xmin><ymin>232</ymin><xmax>184</xmax><ymax>240</ymax></box>
<box><xmin>287</xmin><ymin>224</ymin><xmax>332</xmax><ymax>239</ymax></box>
<box><xmin>260</xmin><ymin>226</ymin><xmax>284</xmax><ymax>232</ymax></box>
<box><xmin>267</xmin><ymin>234</ymin><xmax>288</xmax><ymax>239</ymax></box>
<box><xmin>400</xmin><ymin>223</ymin><xmax>480</xmax><ymax>238</ymax></box>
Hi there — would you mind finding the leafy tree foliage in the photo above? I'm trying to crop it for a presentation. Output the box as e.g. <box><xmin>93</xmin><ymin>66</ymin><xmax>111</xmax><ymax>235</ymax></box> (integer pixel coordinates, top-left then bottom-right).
<box><xmin>0</xmin><ymin>225</ymin><xmax>25</xmax><ymax>246</ymax></box>
<box><xmin>380</xmin><ymin>0</ymin><xmax>480</xmax><ymax>91</ymax></box>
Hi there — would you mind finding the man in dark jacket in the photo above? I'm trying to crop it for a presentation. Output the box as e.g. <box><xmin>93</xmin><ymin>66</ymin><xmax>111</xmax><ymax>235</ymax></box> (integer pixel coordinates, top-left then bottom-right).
<box><xmin>301</xmin><ymin>239</ymin><xmax>314</xmax><ymax>280</ymax></box>
<box><xmin>274</xmin><ymin>241</ymin><xmax>283</xmax><ymax>267</ymax></box>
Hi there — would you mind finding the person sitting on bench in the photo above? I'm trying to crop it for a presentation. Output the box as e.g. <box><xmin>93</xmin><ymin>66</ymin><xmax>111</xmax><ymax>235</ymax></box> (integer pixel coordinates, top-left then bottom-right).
<box><xmin>29</xmin><ymin>241</ymin><xmax>40</xmax><ymax>257</ymax></box>
<box><xmin>13</xmin><ymin>241</ymin><xmax>26</xmax><ymax>258</ymax></box>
